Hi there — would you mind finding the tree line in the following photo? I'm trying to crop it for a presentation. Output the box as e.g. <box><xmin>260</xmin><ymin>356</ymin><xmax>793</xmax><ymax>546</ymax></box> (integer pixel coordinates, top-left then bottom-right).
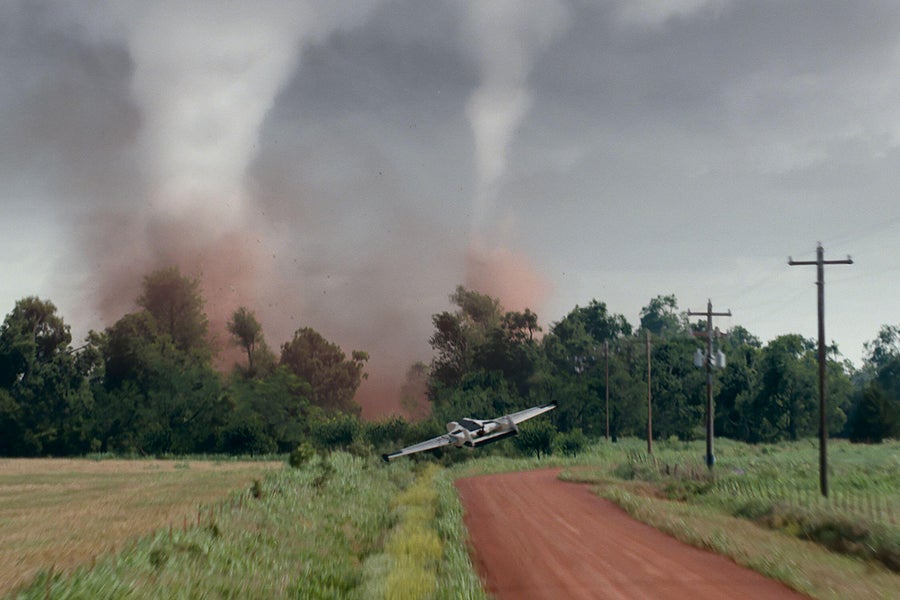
<box><xmin>426</xmin><ymin>287</ymin><xmax>899</xmax><ymax>447</ymax></box>
<box><xmin>0</xmin><ymin>272</ymin><xmax>897</xmax><ymax>458</ymax></box>
<box><xmin>0</xmin><ymin>267</ymin><xmax>373</xmax><ymax>456</ymax></box>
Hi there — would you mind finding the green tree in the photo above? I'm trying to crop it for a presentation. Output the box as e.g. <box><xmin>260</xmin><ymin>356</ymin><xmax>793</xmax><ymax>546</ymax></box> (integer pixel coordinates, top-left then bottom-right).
<box><xmin>568</xmin><ymin>300</ymin><xmax>632</xmax><ymax>342</ymax></box>
<box><xmin>860</xmin><ymin>324</ymin><xmax>900</xmax><ymax>403</ymax></box>
<box><xmin>513</xmin><ymin>420</ymin><xmax>556</xmax><ymax>458</ymax></box>
<box><xmin>92</xmin><ymin>297</ymin><xmax>225</xmax><ymax>455</ymax></box>
<box><xmin>714</xmin><ymin>326</ymin><xmax>761</xmax><ymax>441</ymax></box>
<box><xmin>555</xmin><ymin>428</ymin><xmax>588</xmax><ymax>457</ymax></box>
<box><xmin>450</xmin><ymin>285</ymin><xmax>502</xmax><ymax>329</ymax></box>
<box><xmin>863</xmin><ymin>324</ymin><xmax>900</xmax><ymax>372</ymax></box>
<box><xmin>227</xmin><ymin>306</ymin><xmax>275</xmax><ymax>378</ymax></box>
<box><xmin>605</xmin><ymin>339</ymin><xmax>648</xmax><ymax>440</ymax></box>
<box><xmin>541</xmin><ymin>300</ymin><xmax>638</xmax><ymax>436</ymax></box>
<box><xmin>746</xmin><ymin>335</ymin><xmax>819</xmax><ymax>442</ymax></box>
<box><xmin>848</xmin><ymin>381</ymin><xmax>899</xmax><ymax>443</ymax></box>
<box><xmin>310</xmin><ymin>412</ymin><xmax>361</xmax><ymax>450</ymax></box>
<box><xmin>427</xmin><ymin>285</ymin><xmax>555</xmax><ymax>427</ymax></box>
<box><xmin>85</xmin><ymin>267</ymin><xmax>228</xmax><ymax>454</ymax></box>
<box><xmin>847</xmin><ymin>325</ymin><xmax>900</xmax><ymax>442</ymax></box>
<box><xmin>222</xmin><ymin>366</ymin><xmax>313</xmax><ymax>453</ymax></box>
<box><xmin>474</xmin><ymin>309</ymin><xmax>544</xmax><ymax>398</ymax></box>
<box><xmin>100</xmin><ymin>311</ymin><xmax>159</xmax><ymax>388</ymax></box>
<box><xmin>280</xmin><ymin>327</ymin><xmax>367</xmax><ymax>416</ymax></box>
<box><xmin>639</xmin><ymin>294</ymin><xmax>685</xmax><ymax>336</ymax></box>
<box><xmin>648</xmin><ymin>336</ymin><xmax>705</xmax><ymax>441</ymax></box>
<box><xmin>0</xmin><ymin>297</ymin><xmax>92</xmax><ymax>455</ymax></box>
<box><xmin>137</xmin><ymin>267</ymin><xmax>210</xmax><ymax>358</ymax></box>
<box><xmin>541</xmin><ymin>318</ymin><xmax>603</xmax><ymax>433</ymax></box>
<box><xmin>428</xmin><ymin>286</ymin><xmax>503</xmax><ymax>393</ymax></box>
<box><xmin>429</xmin><ymin>310</ymin><xmax>470</xmax><ymax>392</ymax></box>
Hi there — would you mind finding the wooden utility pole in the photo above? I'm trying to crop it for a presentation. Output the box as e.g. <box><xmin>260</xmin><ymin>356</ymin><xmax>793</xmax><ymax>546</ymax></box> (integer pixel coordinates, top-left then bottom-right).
<box><xmin>646</xmin><ymin>331</ymin><xmax>652</xmax><ymax>455</ymax></box>
<box><xmin>789</xmin><ymin>243</ymin><xmax>852</xmax><ymax>497</ymax></box>
<box><xmin>604</xmin><ymin>340</ymin><xmax>610</xmax><ymax>441</ymax></box>
<box><xmin>687</xmin><ymin>300</ymin><xmax>731</xmax><ymax>470</ymax></box>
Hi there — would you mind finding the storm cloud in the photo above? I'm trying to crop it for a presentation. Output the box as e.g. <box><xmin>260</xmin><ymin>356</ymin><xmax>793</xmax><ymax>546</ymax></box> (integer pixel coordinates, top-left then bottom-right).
<box><xmin>2</xmin><ymin>0</ymin><xmax>898</xmax><ymax>416</ymax></box>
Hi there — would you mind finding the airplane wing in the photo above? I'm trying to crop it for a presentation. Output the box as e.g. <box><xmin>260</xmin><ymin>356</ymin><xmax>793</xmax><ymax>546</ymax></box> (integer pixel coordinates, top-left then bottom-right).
<box><xmin>506</xmin><ymin>402</ymin><xmax>557</xmax><ymax>425</ymax></box>
<box><xmin>382</xmin><ymin>402</ymin><xmax>557</xmax><ymax>461</ymax></box>
<box><xmin>382</xmin><ymin>434</ymin><xmax>454</xmax><ymax>462</ymax></box>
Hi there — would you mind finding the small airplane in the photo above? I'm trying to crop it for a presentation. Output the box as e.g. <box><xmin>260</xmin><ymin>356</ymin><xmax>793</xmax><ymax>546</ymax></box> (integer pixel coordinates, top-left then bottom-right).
<box><xmin>382</xmin><ymin>402</ymin><xmax>556</xmax><ymax>461</ymax></box>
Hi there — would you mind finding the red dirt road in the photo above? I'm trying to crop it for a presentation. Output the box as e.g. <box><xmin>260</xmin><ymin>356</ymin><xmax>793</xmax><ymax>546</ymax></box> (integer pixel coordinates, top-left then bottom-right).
<box><xmin>455</xmin><ymin>469</ymin><xmax>808</xmax><ymax>600</ymax></box>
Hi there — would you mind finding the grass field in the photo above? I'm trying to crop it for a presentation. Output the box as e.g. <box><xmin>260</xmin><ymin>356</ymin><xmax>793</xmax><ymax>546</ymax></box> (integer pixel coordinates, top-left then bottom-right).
<box><xmin>0</xmin><ymin>458</ymin><xmax>281</xmax><ymax>595</ymax></box>
<box><xmin>2</xmin><ymin>440</ymin><xmax>898</xmax><ymax>599</ymax></box>
<box><xmin>3</xmin><ymin>453</ymin><xmax>485</xmax><ymax>599</ymax></box>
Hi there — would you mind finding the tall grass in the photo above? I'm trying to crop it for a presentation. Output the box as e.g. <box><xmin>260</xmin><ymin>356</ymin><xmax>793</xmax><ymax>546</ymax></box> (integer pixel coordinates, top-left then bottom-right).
<box><xmin>432</xmin><ymin>469</ymin><xmax>489</xmax><ymax>600</ymax></box>
<box><xmin>7</xmin><ymin>453</ymin><xmax>489</xmax><ymax>600</ymax></box>
<box><xmin>12</xmin><ymin>440</ymin><xmax>894</xmax><ymax>599</ymax></box>
<box><xmin>560</xmin><ymin>437</ymin><xmax>900</xmax><ymax>597</ymax></box>
<box><xmin>592</xmin><ymin>438</ymin><xmax>900</xmax><ymax>571</ymax></box>
<box><xmin>10</xmin><ymin>453</ymin><xmax>400</xmax><ymax>599</ymax></box>
<box><xmin>384</xmin><ymin>464</ymin><xmax>442</xmax><ymax>599</ymax></box>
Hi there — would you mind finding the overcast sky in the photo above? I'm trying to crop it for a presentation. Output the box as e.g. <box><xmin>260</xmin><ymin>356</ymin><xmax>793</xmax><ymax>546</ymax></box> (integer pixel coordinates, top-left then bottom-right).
<box><xmin>2</xmin><ymin>0</ymin><xmax>898</xmax><ymax>416</ymax></box>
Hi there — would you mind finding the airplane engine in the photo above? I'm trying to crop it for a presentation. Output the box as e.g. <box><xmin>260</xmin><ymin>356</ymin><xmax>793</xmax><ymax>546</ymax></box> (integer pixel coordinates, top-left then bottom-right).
<box><xmin>462</xmin><ymin>428</ymin><xmax>475</xmax><ymax>447</ymax></box>
<box><xmin>446</xmin><ymin>421</ymin><xmax>460</xmax><ymax>433</ymax></box>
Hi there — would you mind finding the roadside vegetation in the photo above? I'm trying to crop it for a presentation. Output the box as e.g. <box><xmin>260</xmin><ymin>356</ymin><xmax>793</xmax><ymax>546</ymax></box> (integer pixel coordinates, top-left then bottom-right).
<box><xmin>557</xmin><ymin>437</ymin><xmax>900</xmax><ymax>599</ymax></box>
<box><xmin>3</xmin><ymin>439</ymin><xmax>899</xmax><ymax>599</ymax></box>
<box><xmin>5</xmin><ymin>452</ymin><xmax>487</xmax><ymax>600</ymax></box>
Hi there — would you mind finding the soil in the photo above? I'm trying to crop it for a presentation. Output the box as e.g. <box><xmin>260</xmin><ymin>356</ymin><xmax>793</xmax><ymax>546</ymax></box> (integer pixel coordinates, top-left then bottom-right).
<box><xmin>455</xmin><ymin>468</ymin><xmax>808</xmax><ymax>600</ymax></box>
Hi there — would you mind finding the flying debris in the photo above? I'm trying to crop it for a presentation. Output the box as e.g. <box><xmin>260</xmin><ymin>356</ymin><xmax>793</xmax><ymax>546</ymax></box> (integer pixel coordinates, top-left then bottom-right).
<box><xmin>382</xmin><ymin>402</ymin><xmax>556</xmax><ymax>461</ymax></box>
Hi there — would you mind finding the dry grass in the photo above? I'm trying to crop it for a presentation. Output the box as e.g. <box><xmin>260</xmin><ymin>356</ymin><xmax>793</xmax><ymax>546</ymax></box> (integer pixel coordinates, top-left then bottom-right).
<box><xmin>0</xmin><ymin>458</ymin><xmax>281</xmax><ymax>595</ymax></box>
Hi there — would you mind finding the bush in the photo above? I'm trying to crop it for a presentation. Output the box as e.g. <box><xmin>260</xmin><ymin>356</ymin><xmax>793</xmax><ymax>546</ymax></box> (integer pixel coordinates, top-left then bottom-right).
<box><xmin>362</xmin><ymin>416</ymin><xmax>410</xmax><ymax>450</ymax></box>
<box><xmin>513</xmin><ymin>420</ymin><xmax>556</xmax><ymax>458</ymax></box>
<box><xmin>221</xmin><ymin>422</ymin><xmax>277</xmax><ymax>455</ymax></box>
<box><xmin>311</xmin><ymin>414</ymin><xmax>360</xmax><ymax>450</ymax></box>
<box><xmin>732</xmin><ymin>497</ymin><xmax>773</xmax><ymax>521</ymax></box>
<box><xmin>289</xmin><ymin>442</ymin><xmax>317</xmax><ymax>468</ymax></box>
<box><xmin>738</xmin><ymin>503</ymin><xmax>900</xmax><ymax>573</ymax></box>
<box><xmin>555</xmin><ymin>428</ymin><xmax>588</xmax><ymax>457</ymax></box>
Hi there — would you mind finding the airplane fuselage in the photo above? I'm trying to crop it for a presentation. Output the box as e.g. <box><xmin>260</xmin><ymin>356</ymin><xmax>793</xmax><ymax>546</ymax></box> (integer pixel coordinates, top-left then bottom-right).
<box><xmin>446</xmin><ymin>418</ymin><xmax>512</xmax><ymax>447</ymax></box>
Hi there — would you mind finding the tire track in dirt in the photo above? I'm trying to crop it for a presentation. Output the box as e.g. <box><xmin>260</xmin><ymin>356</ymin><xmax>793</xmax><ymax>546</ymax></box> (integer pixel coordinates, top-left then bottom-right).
<box><xmin>455</xmin><ymin>469</ymin><xmax>808</xmax><ymax>600</ymax></box>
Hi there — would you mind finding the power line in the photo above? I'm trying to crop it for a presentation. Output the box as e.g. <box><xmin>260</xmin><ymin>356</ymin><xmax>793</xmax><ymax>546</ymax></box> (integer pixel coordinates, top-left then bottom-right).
<box><xmin>823</xmin><ymin>213</ymin><xmax>900</xmax><ymax>251</ymax></box>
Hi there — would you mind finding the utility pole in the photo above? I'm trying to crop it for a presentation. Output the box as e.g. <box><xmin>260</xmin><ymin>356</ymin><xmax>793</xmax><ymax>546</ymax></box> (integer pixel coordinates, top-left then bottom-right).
<box><xmin>789</xmin><ymin>243</ymin><xmax>852</xmax><ymax>497</ymax></box>
<box><xmin>646</xmin><ymin>330</ymin><xmax>652</xmax><ymax>455</ymax></box>
<box><xmin>687</xmin><ymin>300</ymin><xmax>731</xmax><ymax>470</ymax></box>
<box><xmin>604</xmin><ymin>340</ymin><xmax>610</xmax><ymax>442</ymax></box>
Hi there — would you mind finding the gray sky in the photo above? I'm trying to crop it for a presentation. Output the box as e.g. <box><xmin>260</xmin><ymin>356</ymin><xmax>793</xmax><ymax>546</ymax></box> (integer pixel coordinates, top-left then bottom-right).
<box><xmin>2</xmin><ymin>0</ymin><xmax>898</xmax><ymax>416</ymax></box>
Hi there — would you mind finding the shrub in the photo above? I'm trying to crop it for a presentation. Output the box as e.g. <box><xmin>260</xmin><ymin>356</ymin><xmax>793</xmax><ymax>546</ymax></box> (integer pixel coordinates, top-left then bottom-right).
<box><xmin>513</xmin><ymin>420</ymin><xmax>556</xmax><ymax>458</ymax></box>
<box><xmin>732</xmin><ymin>498</ymin><xmax>773</xmax><ymax>521</ymax></box>
<box><xmin>742</xmin><ymin>503</ymin><xmax>900</xmax><ymax>573</ymax></box>
<box><xmin>311</xmin><ymin>414</ymin><xmax>360</xmax><ymax>450</ymax></box>
<box><xmin>555</xmin><ymin>428</ymin><xmax>588</xmax><ymax>457</ymax></box>
<box><xmin>363</xmin><ymin>416</ymin><xmax>410</xmax><ymax>449</ymax></box>
<box><xmin>221</xmin><ymin>422</ymin><xmax>276</xmax><ymax>455</ymax></box>
<box><xmin>289</xmin><ymin>442</ymin><xmax>317</xmax><ymax>468</ymax></box>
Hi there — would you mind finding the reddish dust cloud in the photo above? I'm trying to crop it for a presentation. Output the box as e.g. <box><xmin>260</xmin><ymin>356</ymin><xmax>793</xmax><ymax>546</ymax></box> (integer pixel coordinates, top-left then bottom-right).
<box><xmin>85</xmin><ymin>209</ymin><xmax>551</xmax><ymax>419</ymax></box>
